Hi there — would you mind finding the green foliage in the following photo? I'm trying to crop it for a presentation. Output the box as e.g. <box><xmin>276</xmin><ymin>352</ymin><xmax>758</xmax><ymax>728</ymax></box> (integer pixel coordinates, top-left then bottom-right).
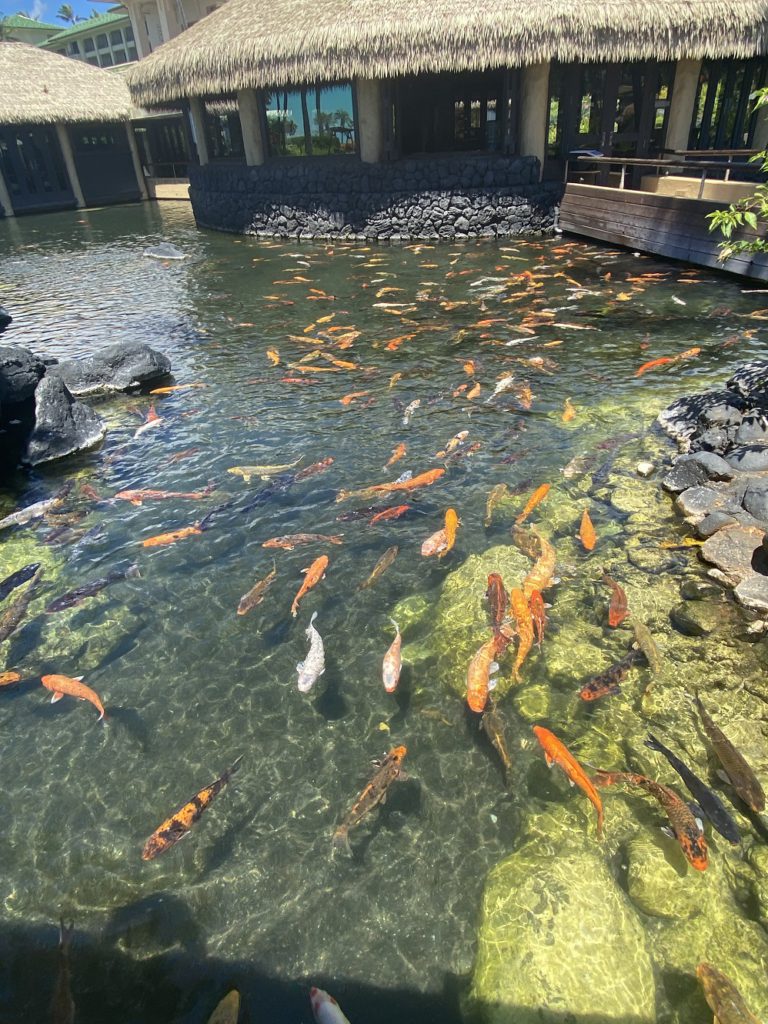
<box><xmin>707</xmin><ymin>87</ymin><xmax>768</xmax><ymax>260</ymax></box>
<box><xmin>56</xmin><ymin>3</ymin><xmax>78</xmax><ymax>22</ymax></box>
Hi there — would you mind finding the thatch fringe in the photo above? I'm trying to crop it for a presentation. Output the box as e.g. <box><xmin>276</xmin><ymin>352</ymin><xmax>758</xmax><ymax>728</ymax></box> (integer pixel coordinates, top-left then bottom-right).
<box><xmin>0</xmin><ymin>42</ymin><xmax>134</xmax><ymax>125</ymax></box>
<box><xmin>128</xmin><ymin>0</ymin><xmax>768</xmax><ymax>107</ymax></box>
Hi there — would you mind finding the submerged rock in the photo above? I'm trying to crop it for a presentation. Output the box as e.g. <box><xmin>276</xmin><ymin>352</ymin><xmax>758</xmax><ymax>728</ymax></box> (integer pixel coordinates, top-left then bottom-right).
<box><xmin>49</xmin><ymin>342</ymin><xmax>171</xmax><ymax>396</ymax></box>
<box><xmin>470</xmin><ymin>838</ymin><xmax>656</xmax><ymax>1024</ymax></box>
<box><xmin>0</xmin><ymin>306</ymin><xmax>11</xmax><ymax>332</ymax></box>
<box><xmin>23</xmin><ymin>375</ymin><xmax>106</xmax><ymax>466</ymax></box>
<box><xmin>700</xmin><ymin>525</ymin><xmax>765</xmax><ymax>586</ymax></box>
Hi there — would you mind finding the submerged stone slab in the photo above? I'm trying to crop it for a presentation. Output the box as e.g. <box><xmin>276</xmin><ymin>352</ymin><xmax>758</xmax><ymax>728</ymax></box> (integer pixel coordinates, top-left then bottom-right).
<box><xmin>49</xmin><ymin>342</ymin><xmax>171</xmax><ymax>396</ymax></box>
<box><xmin>470</xmin><ymin>838</ymin><xmax>656</xmax><ymax>1024</ymax></box>
<box><xmin>23</xmin><ymin>375</ymin><xmax>105</xmax><ymax>466</ymax></box>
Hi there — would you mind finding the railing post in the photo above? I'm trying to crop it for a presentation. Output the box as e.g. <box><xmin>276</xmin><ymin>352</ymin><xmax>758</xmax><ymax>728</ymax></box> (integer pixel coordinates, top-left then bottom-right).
<box><xmin>619</xmin><ymin>162</ymin><xmax>626</xmax><ymax>189</ymax></box>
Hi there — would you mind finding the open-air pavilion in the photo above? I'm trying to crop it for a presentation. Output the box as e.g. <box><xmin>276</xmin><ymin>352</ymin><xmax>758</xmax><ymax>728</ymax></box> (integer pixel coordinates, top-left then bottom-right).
<box><xmin>0</xmin><ymin>41</ymin><xmax>148</xmax><ymax>217</ymax></box>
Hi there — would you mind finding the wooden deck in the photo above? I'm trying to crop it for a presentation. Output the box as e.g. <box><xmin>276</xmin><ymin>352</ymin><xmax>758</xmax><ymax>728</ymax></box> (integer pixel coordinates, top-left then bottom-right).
<box><xmin>559</xmin><ymin>182</ymin><xmax>768</xmax><ymax>282</ymax></box>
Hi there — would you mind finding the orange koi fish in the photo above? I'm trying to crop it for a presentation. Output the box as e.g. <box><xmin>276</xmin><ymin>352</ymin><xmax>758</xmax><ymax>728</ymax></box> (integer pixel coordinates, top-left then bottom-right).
<box><xmin>533</xmin><ymin>725</ymin><xmax>604</xmax><ymax>838</ymax></box>
<box><xmin>266</xmin><ymin>349</ymin><xmax>280</xmax><ymax>366</ymax></box>
<box><xmin>369</xmin><ymin>505</ymin><xmax>411</xmax><ymax>526</ymax></box>
<box><xmin>386</xmin><ymin>333</ymin><xmax>416</xmax><ymax>352</ymax></box>
<box><xmin>339</xmin><ymin>391</ymin><xmax>370</xmax><ymax>406</ymax></box>
<box><xmin>562</xmin><ymin>398</ymin><xmax>576</xmax><ymax>422</ymax></box>
<box><xmin>386</xmin><ymin>443</ymin><xmax>407</xmax><ymax>468</ymax></box>
<box><xmin>114</xmin><ymin>485</ymin><xmax>215</xmax><ymax>506</ymax></box>
<box><xmin>529</xmin><ymin>589</ymin><xmax>547</xmax><ymax>647</ymax></box>
<box><xmin>463</xmin><ymin>359</ymin><xmax>476</xmax><ymax>375</ymax></box>
<box><xmin>602</xmin><ymin>572</ymin><xmax>628</xmax><ymax>627</ymax></box>
<box><xmin>41</xmin><ymin>673</ymin><xmax>106</xmax><ymax>721</ymax></box>
<box><xmin>522</xmin><ymin>527</ymin><xmax>556</xmax><ymax>597</ymax></box>
<box><xmin>149</xmin><ymin>383</ymin><xmax>206</xmax><ymax>395</ymax></box>
<box><xmin>486</xmin><ymin>573</ymin><xmax>508</xmax><ymax>635</ymax></box>
<box><xmin>389</xmin><ymin>372</ymin><xmax>403</xmax><ymax>388</ymax></box>
<box><xmin>0</xmin><ymin>671</ymin><xmax>21</xmax><ymax>686</ymax></box>
<box><xmin>142</xmin><ymin>756</ymin><xmax>243</xmax><ymax>860</ymax></box>
<box><xmin>578</xmin><ymin>509</ymin><xmax>597</xmax><ymax>551</ymax></box>
<box><xmin>142</xmin><ymin>525</ymin><xmax>202</xmax><ymax>548</ymax></box>
<box><xmin>635</xmin><ymin>346</ymin><xmax>701</xmax><ymax>377</ymax></box>
<box><xmin>515</xmin><ymin>483</ymin><xmax>550</xmax><ymax>525</ymax></box>
<box><xmin>442</xmin><ymin>508</ymin><xmax>460</xmax><ymax>557</ymax></box>
<box><xmin>336</xmin><ymin>468</ymin><xmax>444</xmax><ymax>503</ymax></box>
<box><xmin>466</xmin><ymin>382</ymin><xmax>481</xmax><ymax>400</ymax></box>
<box><xmin>510</xmin><ymin>588</ymin><xmax>534</xmax><ymax>681</ymax></box>
<box><xmin>290</xmin><ymin>555</ymin><xmax>329</xmax><ymax>617</ymax></box>
<box><xmin>466</xmin><ymin>636</ymin><xmax>501</xmax><ymax>713</ymax></box>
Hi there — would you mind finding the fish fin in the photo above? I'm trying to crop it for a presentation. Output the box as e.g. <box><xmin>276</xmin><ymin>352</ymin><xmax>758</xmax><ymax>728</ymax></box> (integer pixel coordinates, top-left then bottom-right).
<box><xmin>660</xmin><ymin>825</ymin><xmax>676</xmax><ymax>839</ymax></box>
<box><xmin>50</xmin><ymin>692</ymin><xmax>64</xmax><ymax>704</ymax></box>
<box><xmin>489</xmin><ymin>661</ymin><xmax>499</xmax><ymax>674</ymax></box>
<box><xmin>126</xmin><ymin>564</ymin><xmax>142</xmax><ymax>579</ymax></box>
<box><xmin>242</xmin><ymin>473</ymin><xmax>252</xmax><ymax>483</ymax></box>
<box><xmin>567</xmin><ymin>777</ymin><xmax>575</xmax><ymax>787</ymax></box>
<box><xmin>296</xmin><ymin>661</ymin><xmax>305</xmax><ymax>673</ymax></box>
<box><xmin>644</xmin><ymin>733</ymin><xmax>662</xmax><ymax>752</ymax></box>
<box><xmin>716</xmin><ymin>769</ymin><xmax>733</xmax><ymax>786</ymax></box>
<box><xmin>74</xmin><ymin>675</ymin><xmax>84</xmax><ymax>681</ymax></box>
<box><xmin>332</xmin><ymin>827</ymin><xmax>351</xmax><ymax>856</ymax></box>
<box><xmin>390</xmin><ymin>617</ymin><xmax>399</xmax><ymax>633</ymax></box>
<box><xmin>488</xmin><ymin>677</ymin><xmax>498</xmax><ymax>692</ymax></box>
<box><xmin>544</xmin><ymin>753</ymin><xmax>554</xmax><ymax>768</ymax></box>
<box><xmin>309</xmin><ymin>611</ymin><xmax>318</xmax><ymax>626</ymax></box>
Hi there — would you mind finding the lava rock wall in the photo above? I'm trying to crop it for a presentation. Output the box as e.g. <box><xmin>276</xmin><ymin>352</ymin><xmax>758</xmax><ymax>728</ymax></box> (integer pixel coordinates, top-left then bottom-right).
<box><xmin>189</xmin><ymin>155</ymin><xmax>562</xmax><ymax>240</ymax></box>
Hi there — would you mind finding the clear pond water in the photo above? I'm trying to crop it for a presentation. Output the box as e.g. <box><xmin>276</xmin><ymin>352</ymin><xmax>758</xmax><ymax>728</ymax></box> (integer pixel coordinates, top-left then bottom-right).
<box><xmin>0</xmin><ymin>202</ymin><xmax>767</xmax><ymax>1024</ymax></box>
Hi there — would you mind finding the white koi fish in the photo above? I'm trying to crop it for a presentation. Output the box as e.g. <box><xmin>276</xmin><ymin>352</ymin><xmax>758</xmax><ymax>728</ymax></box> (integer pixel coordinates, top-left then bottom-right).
<box><xmin>310</xmin><ymin>987</ymin><xmax>351</xmax><ymax>1024</ymax></box>
<box><xmin>485</xmin><ymin>374</ymin><xmax>515</xmax><ymax>403</ymax></box>
<box><xmin>297</xmin><ymin>611</ymin><xmax>325</xmax><ymax>693</ymax></box>
<box><xmin>382</xmin><ymin>618</ymin><xmax>402</xmax><ymax>694</ymax></box>
<box><xmin>402</xmin><ymin>399</ymin><xmax>420</xmax><ymax>426</ymax></box>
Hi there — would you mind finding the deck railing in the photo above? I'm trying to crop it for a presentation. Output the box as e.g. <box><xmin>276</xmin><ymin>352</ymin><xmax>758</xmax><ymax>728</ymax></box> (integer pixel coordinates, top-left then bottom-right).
<box><xmin>565</xmin><ymin>151</ymin><xmax>763</xmax><ymax>199</ymax></box>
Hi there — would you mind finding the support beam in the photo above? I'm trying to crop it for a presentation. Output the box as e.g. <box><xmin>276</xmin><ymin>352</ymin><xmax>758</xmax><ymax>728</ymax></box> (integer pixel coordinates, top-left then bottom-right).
<box><xmin>126</xmin><ymin>124</ymin><xmax>149</xmax><ymax>200</ymax></box>
<box><xmin>125</xmin><ymin>1</ymin><xmax>152</xmax><ymax>58</ymax></box>
<box><xmin>55</xmin><ymin>123</ymin><xmax>85</xmax><ymax>208</ymax></box>
<box><xmin>0</xmin><ymin>162</ymin><xmax>14</xmax><ymax>218</ymax></box>
<box><xmin>238</xmin><ymin>89</ymin><xmax>266</xmax><ymax>166</ymax></box>
<box><xmin>519</xmin><ymin>61</ymin><xmax>550</xmax><ymax>179</ymax></box>
<box><xmin>666</xmin><ymin>59</ymin><xmax>702</xmax><ymax>153</ymax></box>
<box><xmin>155</xmin><ymin>0</ymin><xmax>181</xmax><ymax>43</ymax></box>
<box><xmin>356</xmin><ymin>78</ymin><xmax>384</xmax><ymax>163</ymax></box>
<box><xmin>752</xmin><ymin>101</ymin><xmax>768</xmax><ymax>151</ymax></box>
<box><xmin>188</xmin><ymin>97</ymin><xmax>209</xmax><ymax>166</ymax></box>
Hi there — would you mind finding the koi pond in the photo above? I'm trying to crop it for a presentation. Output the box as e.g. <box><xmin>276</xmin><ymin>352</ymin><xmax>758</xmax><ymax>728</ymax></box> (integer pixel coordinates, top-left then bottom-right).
<box><xmin>0</xmin><ymin>201</ymin><xmax>767</xmax><ymax>1024</ymax></box>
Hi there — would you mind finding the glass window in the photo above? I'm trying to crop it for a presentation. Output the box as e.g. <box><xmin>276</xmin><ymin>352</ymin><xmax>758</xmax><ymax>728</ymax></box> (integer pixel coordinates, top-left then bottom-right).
<box><xmin>546</xmin><ymin>63</ymin><xmax>564</xmax><ymax>159</ymax></box>
<box><xmin>83</xmin><ymin>37</ymin><xmax>95</xmax><ymax>52</ymax></box>
<box><xmin>127</xmin><ymin>45</ymin><xmax>138</xmax><ymax>61</ymax></box>
<box><xmin>67</xmin><ymin>40</ymin><xmax>80</xmax><ymax>55</ymax></box>
<box><xmin>110</xmin><ymin>29</ymin><xmax>122</xmax><ymax>45</ymax></box>
<box><xmin>124</xmin><ymin>24</ymin><xmax>134</xmax><ymax>40</ymax></box>
<box><xmin>204</xmin><ymin>99</ymin><xmax>245</xmax><ymax>160</ymax></box>
<box><xmin>86</xmin><ymin>56</ymin><xmax>99</xmax><ymax>66</ymax></box>
<box><xmin>265</xmin><ymin>83</ymin><xmax>356</xmax><ymax>157</ymax></box>
<box><xmin>112</xmin><ymin>48</ymin><xmax>126</xmax><ymax>64</ymax></box>
<box><xmin>100</xmin><ymin>51</ymin><xmax>113</xmax><ymax>66</ymax></box>
<box><xmin>96</xmin><ymin>33</ymin><xmax>108</xmax><ymax>47</ymax></box>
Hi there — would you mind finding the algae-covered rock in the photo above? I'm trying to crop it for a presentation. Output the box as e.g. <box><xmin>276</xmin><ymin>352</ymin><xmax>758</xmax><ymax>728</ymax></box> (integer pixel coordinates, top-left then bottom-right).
<box><xmin>626</xmin><ymin>831</ymin><xmax>716</xmax><ymax>919</ymax></box>
<box><xmin>469</xmin><ymin>840</ymin><xmax>656</xmax><ymax>1024</ymax></box>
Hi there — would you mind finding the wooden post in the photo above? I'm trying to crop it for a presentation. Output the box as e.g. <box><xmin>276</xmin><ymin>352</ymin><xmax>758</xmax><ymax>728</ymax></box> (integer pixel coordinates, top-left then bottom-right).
<box><xmin>0</xmin><ymin>162</ymin><xmax>14</xmax><ymax>218</ymax></box>
<box><xmin>666</xmin><ymin>59</ymin><xmax>702</xmax><ymax>153</ymax></box>
<box><xmin>55</xmin><ymin>123</ymin><xmax>85</xmax><ymax>208</ymax></box>
<box><xmin>126</xmin><ymin>124</ymin><xmax>149</xmax><ymax>199</ymax></box>
<box><xmin>356</xmin><ymin>78</ymin><xmax>384</xmax><ymax>163</ymax></box>
<box><xmin>188</xmin><ymin>97</ymin><xmax>210</xmax><ymax>166</ymax></box>
<box><xmin>519</xmin><ymin>61</ymin><xmax>550</xmax><ymax>180</ymax></box>
<box><xmin>237</xmin><ymin>89</ymin><xmax>266</xmax><ymax>166</ymax></box>
<box><xmin>752</xmin><ymin>101</ymin><xmax>768</xmax><ymax>151</ymax></box>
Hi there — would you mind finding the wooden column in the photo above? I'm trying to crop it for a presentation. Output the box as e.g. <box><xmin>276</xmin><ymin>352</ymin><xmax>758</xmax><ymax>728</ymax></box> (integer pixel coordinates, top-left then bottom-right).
<box><xmin>666</xmin><ymin>59</ymin><xmax>702</xmax><ymax>153</ymax></box>
<box><xmin>356</xmin><ymin>78</ymin><xmax>384</xmax><ymax>163</ymax></box>
<box><xmin>55</xmin><ymin>124</ymin><xmax>85</xmax><ymax>208</ymax></box>
<box><xmin>237</xmin><ymin>89</ymin><xmax>266</xmax><ymax>166</ymax></box>
<box><xmin>188</xmin><ymin>97</ymin><xmax>210</xmax><ymax>166</ymax></box>
<box><xmin>520</xmin><ymin>61</ymin><xmax>550</xmax><ymax>179</ymax></box>
<box><xmin>126</xmin><ymin>124</ymin><xmax>149</xmax><ymax>199</ymax></box>
<box><xmin>0</xmin><ymin>162</ymin><xmax>14</xmax><ymax>219</ymax></box>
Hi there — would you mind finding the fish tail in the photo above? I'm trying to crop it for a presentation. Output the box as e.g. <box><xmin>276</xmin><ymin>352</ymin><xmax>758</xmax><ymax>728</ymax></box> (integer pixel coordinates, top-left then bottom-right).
<box><xmin>224</xmin><ymin>755</ymin><xmax>244</xmax><ymax>782</ymax></box>
<box><xmin>596</xmin><ymin>806</ymin><xmax>604</xmax><ymax>840</ymax></box>
<box><xmin>336</xmin><ymin>490</ymin><xmax>349</xmax><ymax>503</ymax></box>
<box><xmin>644</xmin><ymin>733</ymin><xmax>663</xmax><ymax>753</ymax></box>
<box><xmin>126</xmin><ymin>564</ymin><xmax>142</xmax><ymax>580</ymax></box>
<box><xmin>309</xmin><ymin>611</ymin><xmax>318</xmax><ymax>627</ymax></box>
<box><xmin>332</xmin><ymin>825</ymin><xmax>351</xmax><ymax>856</ymax></box>
<box><xmin>389</xmin><ymin>617</ymin><xmax>399</xmax><ymax>633</ymax></box>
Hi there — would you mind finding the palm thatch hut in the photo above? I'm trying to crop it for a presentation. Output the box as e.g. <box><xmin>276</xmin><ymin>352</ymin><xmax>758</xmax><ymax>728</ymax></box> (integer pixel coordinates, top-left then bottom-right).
<box><xmin>125</xmin><ymin>0</ymin><xmax>768</xmax><ymax>240</ymax></box>
<box><xmin>0</xmin><ymin>41</ymin><xmax>147</xmax><ymax>216</ymax></box>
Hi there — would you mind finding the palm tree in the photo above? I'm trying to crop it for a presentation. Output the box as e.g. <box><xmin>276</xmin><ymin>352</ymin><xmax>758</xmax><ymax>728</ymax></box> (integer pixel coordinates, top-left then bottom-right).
<box><xmin>57</xmin><ymin>4</ymin><xmax>79</xmax><ymax>22</ymax></box>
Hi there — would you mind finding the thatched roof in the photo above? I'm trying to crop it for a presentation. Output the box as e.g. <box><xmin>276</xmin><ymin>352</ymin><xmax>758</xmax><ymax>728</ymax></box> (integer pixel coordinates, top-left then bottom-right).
<box><xmin>128</xmin><ymin>0</ymin><xmax>768</xmax><ymax>107</ymax></box>
<box><xmin>0</xmin><ymin>42</ymin><xmax>134</xmax><ymax>125</ymax></box>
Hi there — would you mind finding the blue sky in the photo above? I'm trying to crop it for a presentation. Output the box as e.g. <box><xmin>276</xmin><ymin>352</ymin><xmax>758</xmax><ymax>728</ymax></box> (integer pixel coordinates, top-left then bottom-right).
<box><xmin>2</xmin><ymin>0</ymin><xmax>106</xmax><ymax>25</ymax></box>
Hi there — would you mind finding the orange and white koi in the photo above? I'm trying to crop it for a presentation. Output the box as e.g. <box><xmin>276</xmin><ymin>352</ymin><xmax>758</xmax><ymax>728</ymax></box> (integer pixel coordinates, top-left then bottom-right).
<box><xmin>529</xmin><ymin>589</ymin><xmax>547</xmax><ymax>647</ymax></box>
<box><xmin>635</xmin><ymin>346</ymin><xmax>701</xmax><ymax>377</ymax></box>
<box><xmin>339</xmin><ymin>391</ymin><xmax>370</xmax><ymax>406</ymax></box>
<box><xmin>41</xmin><ymin>673</ymin><xmax>106</xmax><ymax>721</ymax></box>
<box><xmin>134</xmin><ymin>405</ymin><xmax>163</xmax><ymax>438</ymax></box>
<box><xmin>386</xmin><ymin>443</ymin><xmax>407</xmax><ymax>468</ymax></box>
<box><xmin>435</xmin><ymin>431</ymin><xmax>468</xmax><ymax>458</ymax></box>
<box><xmin>533</xmin><ymin>725</ymin><xmax>604</xmax><ymax>838</ymax></box>
<box><xmin>266</xmin><ymin>348</ymin><xmax>280</xmax><ymax>365</ymax></box>
<box><xmin>382</xmin><ymin>618</ymin><xmax>402</xmax><ymax>693</ymax></box>
<box><xmin>369</xmin><ymin>505</ymin><xmax>411</xmax><ymax>526</ymax></box>
<box><xmin>522</xmin><ymin>527</ymin><xmax>557</xmax><ymax>597</ymax></box>
<box><xmin>310</xmin><ymin>987</ymin><xmax>351</xmax><ymax>1024</ymax></box>
<box><xmin>336</xmin><ymin>468</ymin><xmax>444</xmax><ymax>503</ymax></box>
<box><xmin>290</xmin><ymin>555</ymin><xmax>329</xmax><ymax>617</ymax></box>
<box><xmin>0</xmin><ymin>671</ymin><xmax>21</xmax><ymax>686</ymax></box>
<box><xmin>515</xmin><ymin>483</ymin><xmax>550</xmax><ymax>525</ymax></box>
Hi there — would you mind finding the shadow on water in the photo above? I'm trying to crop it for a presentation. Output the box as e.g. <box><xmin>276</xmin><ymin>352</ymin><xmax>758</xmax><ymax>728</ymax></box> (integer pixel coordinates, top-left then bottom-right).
<box><xmin>0</xmin><ymin>915</ymin><xmax>685</xmax><ymax>1024</ymax></box>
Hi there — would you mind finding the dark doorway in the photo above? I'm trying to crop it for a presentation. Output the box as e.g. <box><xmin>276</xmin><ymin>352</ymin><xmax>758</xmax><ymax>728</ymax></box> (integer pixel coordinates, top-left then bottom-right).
<box><xmin>396</xmin><ymin>70</ymin><xmax>508</xmax><ymax>155</ymax></box>
<box><xmin>0</xmin><ymin>124</ymin><xmax>74</xmax><ymax>213</ymax></box>
<box><xmin>69</xmin><ymin>122</ymin><xmax>141</xmax><ymax>206</ymax></box>
<box><xmin>134</xmin><ymin>115</ymin><xmax>189</xmax><ymax>178</ymax></box>
<box><xmin>543</xmin><ymin>60</ymin><xmax>675</xmax><ymax>180</ymax></box>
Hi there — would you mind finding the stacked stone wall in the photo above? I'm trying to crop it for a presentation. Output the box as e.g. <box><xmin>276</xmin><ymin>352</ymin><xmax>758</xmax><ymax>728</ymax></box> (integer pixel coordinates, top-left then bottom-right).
<box><xmin>189</xmin><ymin>154</ymin><xmax>562</xmax><ymax>240</ymax></box>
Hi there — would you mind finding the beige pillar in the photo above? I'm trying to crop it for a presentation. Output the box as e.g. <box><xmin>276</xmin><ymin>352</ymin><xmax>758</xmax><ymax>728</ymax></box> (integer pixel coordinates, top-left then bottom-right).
<box><xmin>0</xmin><ymin>163</ymin><xmax>14</xmax><ymax>218</ymax></box>
<box><xmin>126</xmin><ymin>1</ymin><xmax>152</xmax><ymax>58</ymax></box>
<box><xmin>188</xmin><ymin>97</ymin><xmax>209</xmax><ymax>166</ymax></box>
<box><xmin>55</xmin><ymin>124</ymin><xmax>85</xmax><ymax>208</ymax></box>
<box><xmin>752</xmin><ymin>101</ymin><xmax>768</xmax><ymax>151</ymax></box>
<box><xmin>126</xmin><ymin>124</ymin><xmax>149</xmax><ymax>199</ymax></box>
<box><xmin>155</xmin><ymin>0</ymin><xmax>178</xmax><ymax>43</ymax></box>
<box><xmin>356</xmin><ymin>78</ymin><xmax>384</xmax><ymax>163</ymax></box>
<box><xmin>520</xmin><ymin>61</ymin><xmax>550</xmax><ymax>179</ymax></box>
<box><xmin>666</xmin><ymin>58</ymin><xmax>702</xmax><ymax>153</ymax></box>
<box><xmin>237</xmin><ymin>89</ymin><xmax>266</xmax><ymax>166</ymax></box>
